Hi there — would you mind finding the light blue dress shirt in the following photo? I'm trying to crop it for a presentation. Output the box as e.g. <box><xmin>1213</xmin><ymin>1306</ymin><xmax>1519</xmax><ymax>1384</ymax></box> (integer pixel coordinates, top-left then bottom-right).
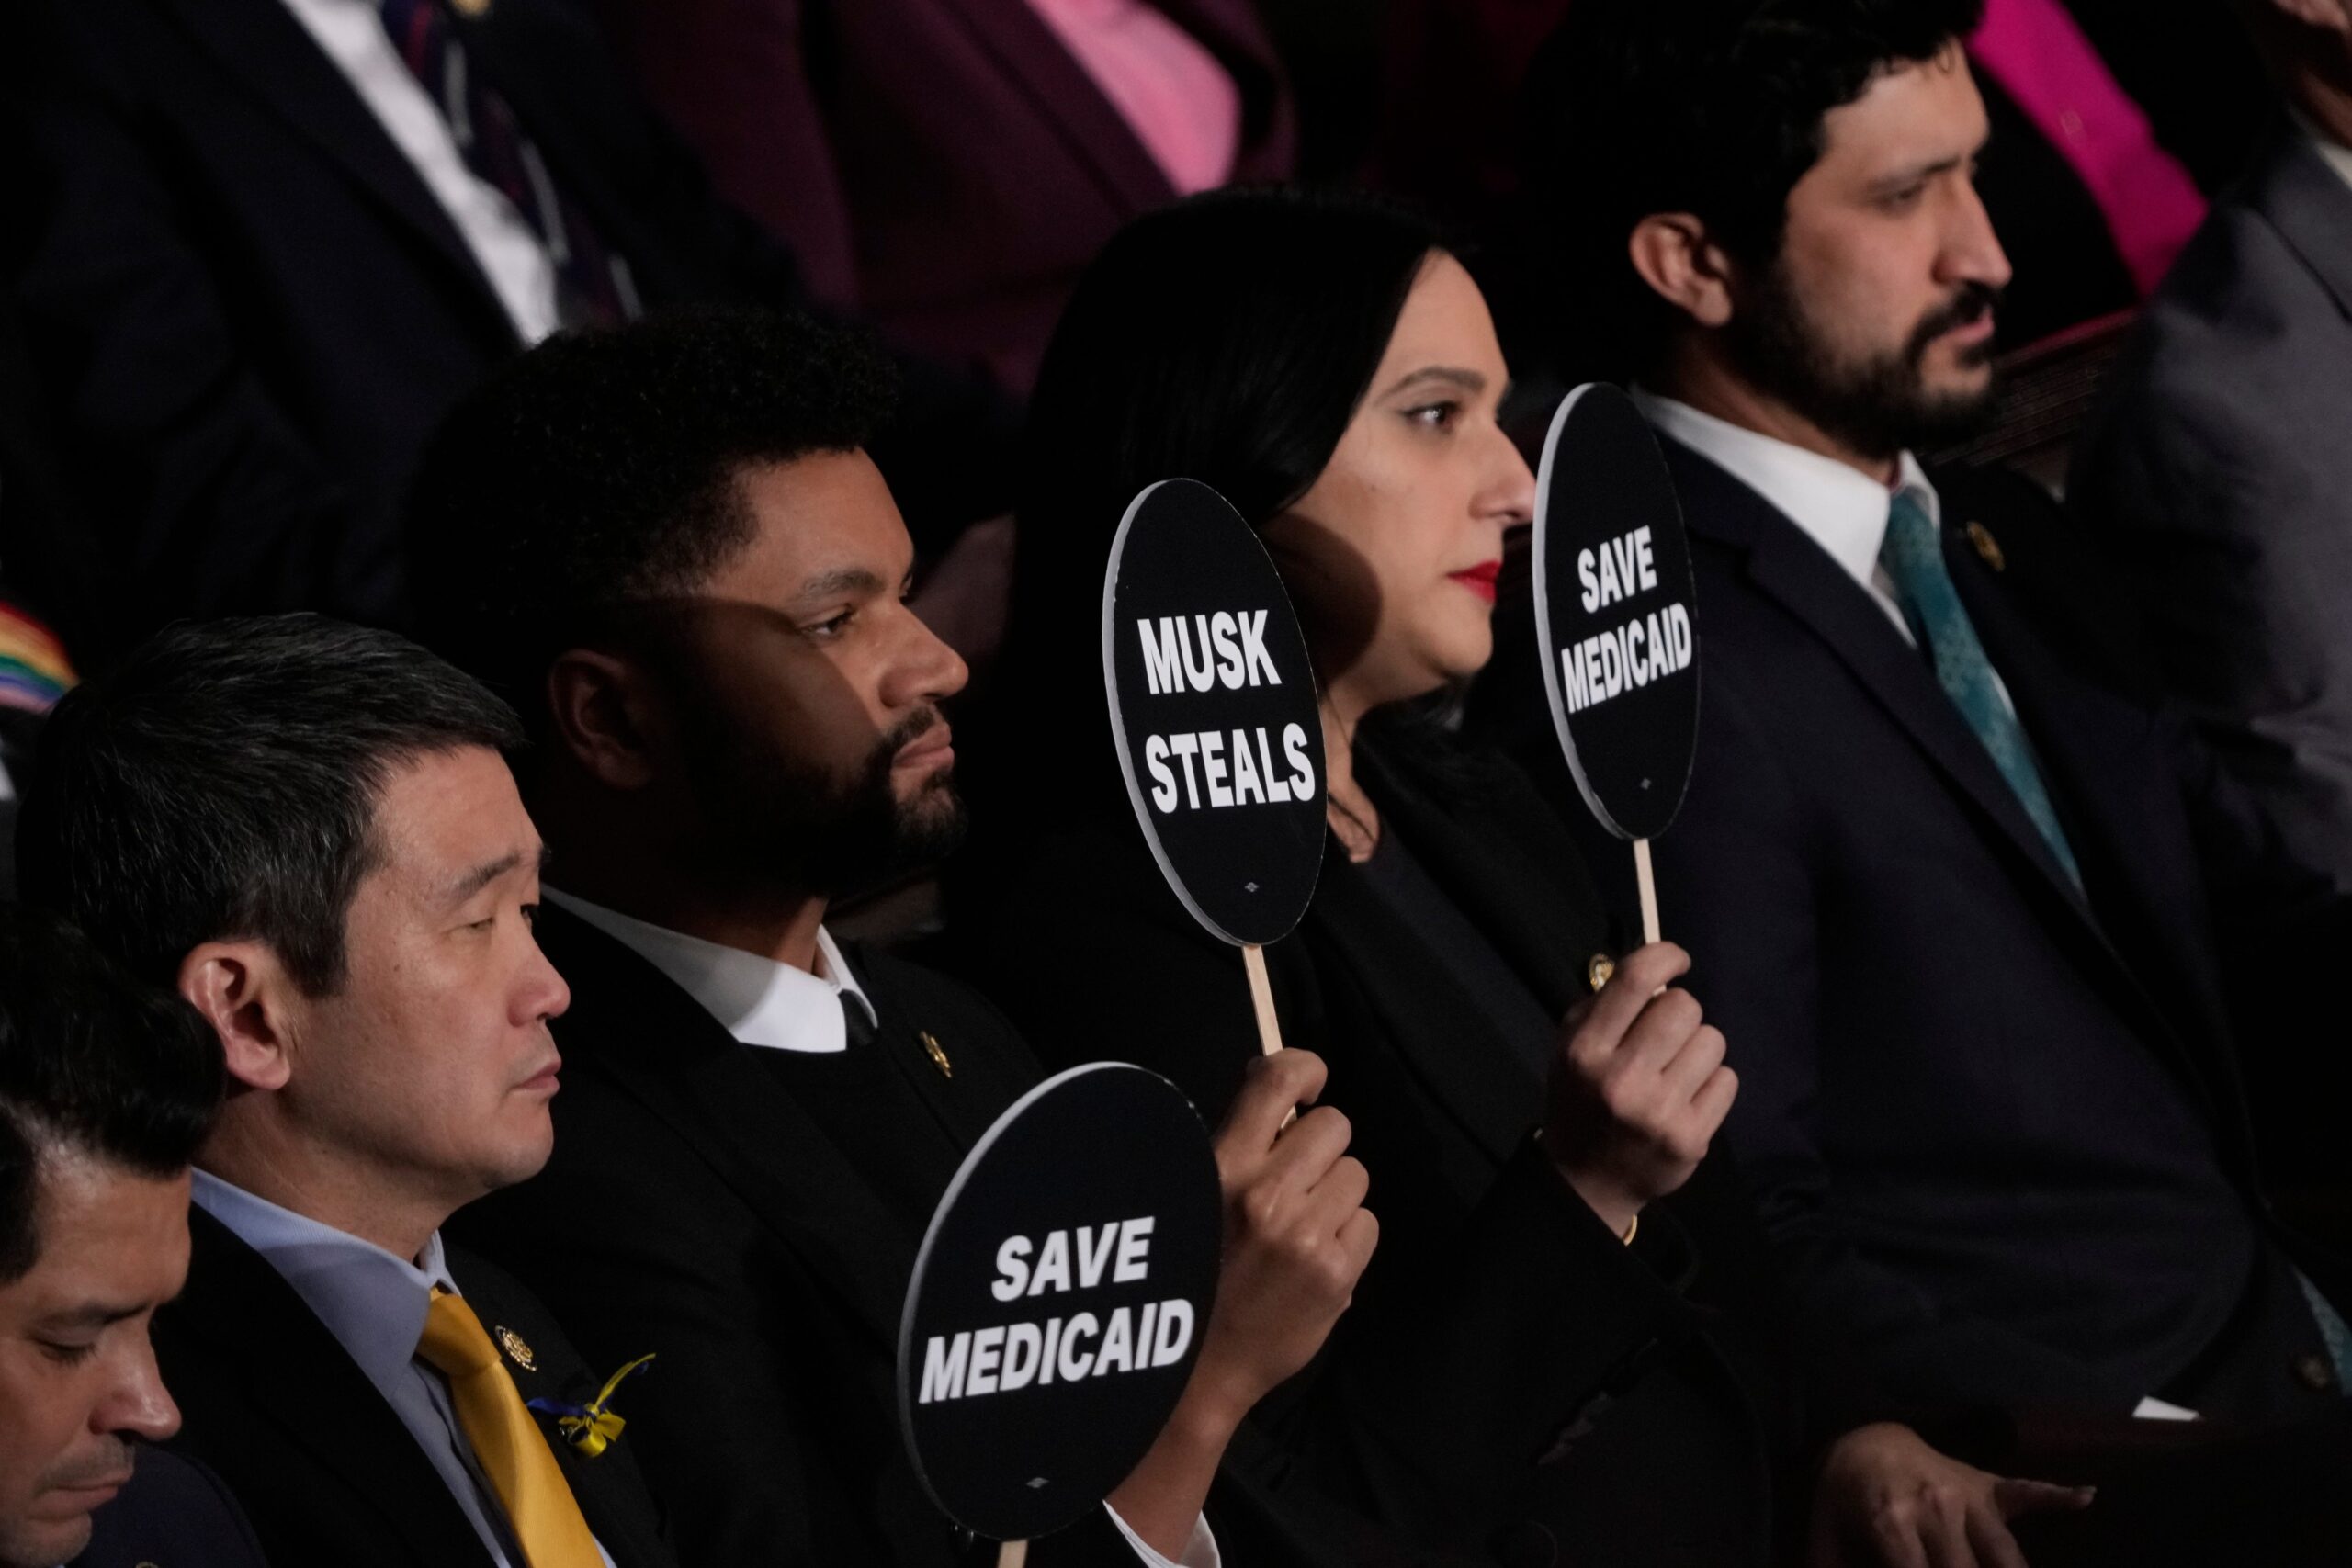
<box><xmin>191</xmin><ymin>1169</ymin><xmax>616</xmax><ymax>1568</ymax></box>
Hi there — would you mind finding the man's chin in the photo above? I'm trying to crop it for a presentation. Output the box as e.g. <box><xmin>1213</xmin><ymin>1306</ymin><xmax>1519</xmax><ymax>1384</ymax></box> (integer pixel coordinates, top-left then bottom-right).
<box><xmin>2</xmin><ymin>1508</ymin><xmax>96</xmax><ymax>1568</ymax></box>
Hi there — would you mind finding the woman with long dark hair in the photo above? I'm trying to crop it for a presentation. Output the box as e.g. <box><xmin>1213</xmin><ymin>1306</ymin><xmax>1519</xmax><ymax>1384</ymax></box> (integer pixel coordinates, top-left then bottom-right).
<box><xmin>953</xmin><ymin>186</ymin><xmax>1809</xmax><ymax>1566</ymax></box>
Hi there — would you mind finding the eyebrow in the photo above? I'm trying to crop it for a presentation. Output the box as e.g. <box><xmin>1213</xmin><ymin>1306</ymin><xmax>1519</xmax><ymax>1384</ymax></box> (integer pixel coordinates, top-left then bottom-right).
<box><xmin>793</xmin><ymin>566</ymin><xmax>889</xmax><ymax>603</ymax></box>
<box><xmin>1868</xmin><ymin>135</ymin><xmax>1988</xmax><ymax>196</ymax></box>
<box><xmin>441</xmin><ymin>845</ymin><xmax>552</xmax><ymax>907</ymax></box>
<box><xmin>39</xmin><ymin>1302</ymin><xmax>146</xmax><ymax>1331</ymax></box>
<box><xmin>1380</xmin><ymin>366</ymin><xmax>1488</xmax><ymax>400</ymax></box>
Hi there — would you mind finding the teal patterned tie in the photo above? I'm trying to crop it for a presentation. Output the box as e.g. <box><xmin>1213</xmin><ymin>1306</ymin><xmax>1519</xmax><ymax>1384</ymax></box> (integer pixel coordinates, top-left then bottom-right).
<box><xmin>1879</xmin><ymin>490</ymin><xmax>2085</xmax><ymax>893</ymax></box>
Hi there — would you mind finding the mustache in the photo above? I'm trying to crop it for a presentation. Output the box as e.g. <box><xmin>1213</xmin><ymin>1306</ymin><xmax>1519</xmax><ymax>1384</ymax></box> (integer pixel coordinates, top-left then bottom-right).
<box><xmin>43</xmin><ymin>1437</ymin><xmax>135</xmax><ymax>1492</ymax></box>
<box><xmin>879</xmin><ymin>705</ymin><xmax>946</xmax><ymax>755</ymax></box>
<box><xmin>1906</xmin><ymin>281</ymin><xmax>2003</xmax><ymax>361</ymax></box>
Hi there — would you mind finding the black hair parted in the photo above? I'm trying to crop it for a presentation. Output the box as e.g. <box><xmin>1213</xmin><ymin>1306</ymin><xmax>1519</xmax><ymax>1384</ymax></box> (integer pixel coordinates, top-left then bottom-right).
<box><xmin>0</xmin><ymin>907</ymin><xmax>223</xmax><ymax>1283</ymax></box>
<box><xmin>1003</xmin><ymin>186</ymin><xmax>1443</xmax><ymax>740</ymax></box>
<box><xmin>1521</xmin><ymin>0</ymin><xmax>1985</xmax><ymax>378</ymax></box>
<box><xmin>14</xmin><ymin>614</ymin><xmax>524</xmax><ymax>995</ymax></box>
<box><xmin>403</xmin><ymin>305</ymin><xmax>899</xmax><ymax>735</ymax></box>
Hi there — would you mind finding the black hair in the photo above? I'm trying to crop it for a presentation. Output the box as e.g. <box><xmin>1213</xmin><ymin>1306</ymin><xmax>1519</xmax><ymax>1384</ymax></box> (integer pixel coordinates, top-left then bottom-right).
<box><xmin>0</xmin><ymin>907</ymin><xmax>223</xmax><ymax>1283</ymax></box>
<box><xmin>1000</xmin><ymin>186</ymin><xmax>1444</xmax><ymax>777</ymax></box>
<box><xmin>404</xmin><ymin>306</ymin><xmax>899</xmax><ymax>736</ymax></box>
<box><xmin>14</xmin><ymin>614</ymin><xmax>525</xmax><ymax>995</ymax></box>
<box><xmin>1521</xmin><ymin>0</ymin><xmax>1985</xmax><ymax>378</ymax></box>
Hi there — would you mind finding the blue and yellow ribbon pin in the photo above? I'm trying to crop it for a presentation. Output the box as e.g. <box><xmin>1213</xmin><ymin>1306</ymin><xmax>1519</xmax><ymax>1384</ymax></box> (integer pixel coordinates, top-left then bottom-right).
<box><xmin>527</xmin><ymin>1353</ymin><xmax>655</xmax><ymax>1457</ymax></box>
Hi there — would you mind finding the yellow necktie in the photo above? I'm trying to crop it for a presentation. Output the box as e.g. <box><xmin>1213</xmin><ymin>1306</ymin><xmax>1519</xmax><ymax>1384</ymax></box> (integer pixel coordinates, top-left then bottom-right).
<box><xmin>416</xmin><ymin>1288</ymin><xmax>606</xmax><ymax>1568</ymax></box>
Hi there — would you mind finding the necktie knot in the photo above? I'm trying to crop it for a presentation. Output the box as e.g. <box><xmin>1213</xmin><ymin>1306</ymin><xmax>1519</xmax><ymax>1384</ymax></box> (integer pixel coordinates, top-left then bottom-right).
<box><xmin>419</xmin><ymin>1287</ymin><xmax>501</xmax><ymax>1379</ymax></box>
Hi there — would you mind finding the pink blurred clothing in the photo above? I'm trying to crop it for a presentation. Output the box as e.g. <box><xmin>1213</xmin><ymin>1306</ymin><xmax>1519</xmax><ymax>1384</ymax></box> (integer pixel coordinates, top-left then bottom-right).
<box><xmin>1024</xmin><ymin>0</ymin><xmax>1242</xmax><ymax>194</ymax></box>
<box><xmin>1969</xmin><ymin>0</ymin><xmax>2207</xmax><ymax>297</ymax></box>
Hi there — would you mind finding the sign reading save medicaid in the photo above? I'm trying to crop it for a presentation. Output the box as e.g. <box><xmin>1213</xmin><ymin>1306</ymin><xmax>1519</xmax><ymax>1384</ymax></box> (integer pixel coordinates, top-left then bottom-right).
<box><xmin>1532</xmin><ymin>384</ymin><xmax>1702</xmax><ymax>843</ymax></box>
<box><xmin>897</xmin><ymin>1064</ymin><xmax>1223</xmax><ymax>1544</ymax></box>
<box><xmin>1102</xmin><ymin>479</ymin><xmax>1327</xmax><ymax>946</ymax></box>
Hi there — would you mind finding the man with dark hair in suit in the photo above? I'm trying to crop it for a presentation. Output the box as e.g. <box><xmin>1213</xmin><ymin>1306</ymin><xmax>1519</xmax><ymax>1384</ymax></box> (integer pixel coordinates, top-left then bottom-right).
<box><xmin>1509</xmin><ymin>0</ymin><xmax>2352</xmax><ymax>1559</ymax></box>
<box><xmin>16</xmin><ymin>615</ymin><xmax>678</xmax><ymax>1568</ymax></box>
<box><xmin>2072</xmin><ymin>0</ymin><xmax>2352</xmax><ymax>906</ymax></box>
<box><xmin>403</xmin><ymin>309</ymin><xmax>1386</xmax><ymax>1568</ymax></box>
<box><xmin>0</xmin><ymin>0</ymin><xmax>1010</xmax><ymax>650</ymax></box>
<box><xmin>0</xmin><ymin>908</ymin><xmax>264</xmax><ymax>1568</ymax></box>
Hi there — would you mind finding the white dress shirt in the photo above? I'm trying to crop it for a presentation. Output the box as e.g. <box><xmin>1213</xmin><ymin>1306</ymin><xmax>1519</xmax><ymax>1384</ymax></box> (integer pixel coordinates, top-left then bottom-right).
<box><xmin>546</xmin><ymin>889</ymin><xmax>1220</xmax><ymax>1568</ymax></box>
<box><xmin>276</xmin><ymin>0</ymin><xmax>560</xmax><ymax>342</ymax></box>
<box><xmin>191</xmin><ymin>1170</ymin><xmax>617</xmax><ymax>1568</ymax></box>
<box><xmin>1631</xmin><ymin>388</ymin><xmax>2018</xmax><ymax>716</ymax></box>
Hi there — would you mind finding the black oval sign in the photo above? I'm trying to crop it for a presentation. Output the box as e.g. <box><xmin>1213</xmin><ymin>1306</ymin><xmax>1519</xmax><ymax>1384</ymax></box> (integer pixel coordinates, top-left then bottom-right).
<box><xmin>1532</xmin><ymin>385</ymin><xmax>1702</xmax><ymax>841</ymax></box>
<box><xmin>896</xmin><ymin>1064</ymin><xmax>1223</xmax><ymax>1543</ymax></box>
<box><xmin>1102</xmin><ymin>479</ymin><xmax>1327</xmax><ymax>946</ymax></box>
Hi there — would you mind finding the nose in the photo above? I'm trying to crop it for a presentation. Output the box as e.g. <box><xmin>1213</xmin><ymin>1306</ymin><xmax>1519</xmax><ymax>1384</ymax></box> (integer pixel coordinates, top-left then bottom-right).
<box><xmin>887</xmin><ymin>601</ymin><xmax>971</xmax><ymax>712</ymax></box>
<box><xmin>520</xmin><ymin>937</ymin><xmax>572</xmax><ymax>1024</ymax></box>
<box><xmin>1480</xmin><ymin>422</ymin><xmax>1538</xmax><ymax>531</ymax></box>
<box><xmin>1943</xmin><ymin>176</ymin><xmax>2013</xmax><ymax>296</ymax></box>
<box><xmin>104</xmin><ymin>1340</ymin><xmax>182</xmax><ymax>1445</ymax></box>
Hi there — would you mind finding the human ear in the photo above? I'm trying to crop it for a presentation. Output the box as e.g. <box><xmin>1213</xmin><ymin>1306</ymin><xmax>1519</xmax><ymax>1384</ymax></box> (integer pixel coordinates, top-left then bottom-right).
<box><xmin>175</xmin><ymin>942</ymin><xmax>296</xmax><ymax>1093</ymax></box>
<box><xmin>546</xmin><ymin>648</ymin><xmax>659</xmax><ymax>791</ymax></box>
<box><xmin>1627</xmin><ymin>214</ymin><xmax>1737</xmax><ymax>330</ymax></box>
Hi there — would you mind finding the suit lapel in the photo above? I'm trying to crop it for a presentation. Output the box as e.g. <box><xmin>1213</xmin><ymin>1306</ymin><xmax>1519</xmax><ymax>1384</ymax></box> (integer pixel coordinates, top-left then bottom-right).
<box><xmin>1308</xmin><ymin>848</ymin><xmax>1537</xmax><ymax>1169</ymax></box>
<box><xmin>2245</xmin><ymin>118</ymin><xmax>2352</xmax><ymax>324</ymax></box>
<box><xmin>1949</xmin><ymin>530</ymin><xmax>2247</xmax><ymax>1121</ymax></box>
<box><xmin>931</xmin><ymin>0</ymin><xmax>1178</xmax><ymax>209</ymax></box>
<box><xmin>173</xmin><ymin>1209</ymin><xmax>494</xmax><ymax>1567</ymax></box>
<box><xmin>1667</xmin><ymin>440</ymin><xmax>2098</xmax><ymax>921</ymax></box>
<box><xmin>154</xmin><ymin>0</ymin><xmax>512</xmax><ymax>333</ymax></box>
<box><xmin>534</xmin><ymin>907</ymin><xmax>917</xmax><ymax>1349</ymax></box>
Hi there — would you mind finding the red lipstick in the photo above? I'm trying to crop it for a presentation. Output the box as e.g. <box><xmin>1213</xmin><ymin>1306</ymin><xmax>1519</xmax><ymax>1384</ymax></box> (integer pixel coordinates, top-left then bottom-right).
<box><xmin>1449</xmin><ymin>560</ymin><xmax>1502</xmax><ymax>604</ymax></box>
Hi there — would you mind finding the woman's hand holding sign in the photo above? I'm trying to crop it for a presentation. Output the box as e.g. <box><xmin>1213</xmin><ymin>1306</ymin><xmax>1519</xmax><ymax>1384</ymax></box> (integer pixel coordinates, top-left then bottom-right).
<box><xmin>1544</xmin><ymin>942</ymin><xmax>1738</xmax><ymax>1238</ymax></box>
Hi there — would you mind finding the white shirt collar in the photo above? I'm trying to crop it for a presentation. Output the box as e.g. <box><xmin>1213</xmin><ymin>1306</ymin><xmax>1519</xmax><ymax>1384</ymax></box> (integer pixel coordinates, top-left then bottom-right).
<box><xmin>1630</xmin><ymin>388</ymin><xmax>1941</xmax><ymax>601</ymax></box>
<box><xmin>544</xmin><ymin>888</ymin><xmax>877</xmax><ymax>1054</ymax></box>
<box><xmin>2291</xmin><ymin>108</ymin><xmax>2352</xmax><ymax>197</ymax></box>
<box><xmin>190</xmin><ymin>1168</ymin><xmax>458</xmax><ymax>1401</ymax></box>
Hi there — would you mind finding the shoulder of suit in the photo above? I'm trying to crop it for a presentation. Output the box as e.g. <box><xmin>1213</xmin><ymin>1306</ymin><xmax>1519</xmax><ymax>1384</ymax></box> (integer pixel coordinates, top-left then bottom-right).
<box><xmin>74</xmin><ymin>1445</ymin><xmax>265</xmax><ymax>1568</ymax></box>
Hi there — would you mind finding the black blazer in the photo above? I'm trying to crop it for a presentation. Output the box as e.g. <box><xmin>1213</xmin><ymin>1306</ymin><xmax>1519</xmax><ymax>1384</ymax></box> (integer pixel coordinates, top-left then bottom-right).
<box><xmin>73</xmin><ymin>1446</ymin><xmax>269</xmax><ymax>1568</ymax></box>
<box><xmin>153</xmin><ymin>1206</ymin><xmax>676</xmax><ymax>1568</ymax></box>
<box><xmin>1629</xmin><ymin>435</ymin><xmax>2352</xmax><ymax>1423</ymax></box>
<box><xmin>450</xmin><ymin>905</ymin><xmax>1399</xmax><ymax>1568</ymax></box>
<box><xmin>956</xmin><ymin>733</ymin><xmax>1806</xmax><ymax>1567</ymax></box>
<box><xmin>0</xmin><ymin>0</ymin><xmax>1006</xmax><ymax>652</ymax></box>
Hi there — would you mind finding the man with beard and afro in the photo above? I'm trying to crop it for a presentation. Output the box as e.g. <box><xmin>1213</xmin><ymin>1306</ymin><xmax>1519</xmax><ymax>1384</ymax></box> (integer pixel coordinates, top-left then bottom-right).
<box><xmin>1498</xmin><ymin>0</ymin><xmax>2352</xmax><ymax>1557</ymax></box>
<box><xmin>403</xmin><ymin>308</ymin><xmax>1407</xmax><ymax>1568</ymax></box>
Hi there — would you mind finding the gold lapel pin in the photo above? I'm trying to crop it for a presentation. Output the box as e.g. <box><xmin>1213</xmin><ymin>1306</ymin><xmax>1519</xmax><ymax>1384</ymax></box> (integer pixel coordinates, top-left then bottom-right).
<box><xmin>1964</xmin><ymin>521</ymin><xmax>2007</xmax><ymax>573</ymax></box>
<box><xmin>494</xmin><ymin>1325</ymin><xmax>537</xmax><ymax>1373</ymax></box>
<box><xmin>920</xmin><ymin>1031</ymin><xmax>953</xmax><ymax>1079</ymax></box>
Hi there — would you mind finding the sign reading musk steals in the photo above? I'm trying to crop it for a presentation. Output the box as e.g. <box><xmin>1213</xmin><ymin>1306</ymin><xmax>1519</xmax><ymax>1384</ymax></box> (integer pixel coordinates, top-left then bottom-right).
<box><xmin>1102</xmin><ymin>479</ymin><xmax>1327</xmax><ymax>947</ymax></box>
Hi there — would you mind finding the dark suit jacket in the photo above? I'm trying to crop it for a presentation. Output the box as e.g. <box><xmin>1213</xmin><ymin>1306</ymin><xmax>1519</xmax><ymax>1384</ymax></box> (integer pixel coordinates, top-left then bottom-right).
<box><xmin>0</xmin><ymin>0</ymin><xmax>1007</xmax><ymax>649</ymax></box>
<box><xmin>598</xmin><ymin>0</ymin><xmax>1294</xmax><ymax>396</ymax></box>
<box><xmin>452</xmin><ymin>905</ymin><xmax>1396</xmax><ymax>1567</ymax></box>
<box><xmin>2070</xmin><ymin>119</ymin><xmax>2352</xmax><ymax>901</ymax></box>
<box><xmin>1630</xmin><ymin>434</ymin><xmax>2352</xmax><ymax>1423</ymax></box>
<box><xmin>956</xmin><ymin>732</ymin><xmax>1806</xmax><ymax>1567</ymax></box>
<box><xmin>154</xmin><ymin>1206</ymin><xmax>676</xmax><ymax>1568</ymax></box>
<box><xmin>73</xmin><ymin>1446</ymin><xmax>269</xmax><ymax>1568</ymax></box>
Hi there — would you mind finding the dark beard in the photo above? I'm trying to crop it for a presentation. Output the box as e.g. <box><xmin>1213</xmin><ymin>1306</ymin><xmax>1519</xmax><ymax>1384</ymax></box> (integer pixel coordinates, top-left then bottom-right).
<box><xmin>1726</xmin><ymin>260</ymin><xmax>2003</xmax><ymax>461</ymax></box>
<box><xmin>673</xmin><ymin>695</ymin><xmax>968</xmax><ymax>899</ymax></box>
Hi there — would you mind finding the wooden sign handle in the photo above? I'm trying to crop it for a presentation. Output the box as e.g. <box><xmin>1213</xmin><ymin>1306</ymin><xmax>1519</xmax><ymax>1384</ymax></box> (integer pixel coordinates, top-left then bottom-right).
<box><xmin>998</xmin><ymin>1540</ymin><xmax>1028</xmax><ymax>1568</ymax></box>
<box><xmin>1633</xmin><ymin>839</ymin><xmax>1662</xmax><ymax>946</ymax></box>
<box><xmin>1241</xmin><ymin>943</ymin><xmax>1285</xmax><ymax>1056</ymax></box>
